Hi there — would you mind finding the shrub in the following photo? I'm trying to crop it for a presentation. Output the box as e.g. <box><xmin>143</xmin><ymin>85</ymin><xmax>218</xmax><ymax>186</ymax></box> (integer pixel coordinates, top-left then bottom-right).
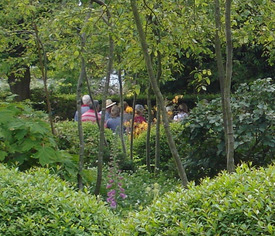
<box><xmin>180</xmin><ymin>78</ymin><xmax>275</xmax><ymax>181</ymax></box>
<box><xmin>116</xmin><ymin>164</ymin><xmax>275</xmax><ymax>235</ymax></box>
<box><xmin>0</xmin><ymin>164</ymin><xmax>117</xmax><ymax>235</ymax></box>
<box><xmin>0</xmin><ymin>102</ymin><xmax>71</xmax><ymax>170</ymax></box>
<box><xmin>55</xmin><ymin>121</ymin><xmax>115</xmax><ymax>167</ymax></box>
<box><xmin>132</xmin><ymin>122</ymin><xmax>184</xmax><ymax>172</ymax></box>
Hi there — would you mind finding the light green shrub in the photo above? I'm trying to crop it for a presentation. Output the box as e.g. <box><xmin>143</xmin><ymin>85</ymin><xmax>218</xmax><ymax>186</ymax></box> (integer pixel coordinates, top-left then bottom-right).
<box><xmin>116</xmin><ymin>164</ymin><xmax>275</xmax><ymax>235</ymax></box>
<box><xmin>55</xmin><ymin>121</ymin><xmax>115</xmax><ymax>167</ymax></box>
<box><xmin>0</xmin><ymin>164</ymin><xmax>117</xmax><ymax>235</ymax></box>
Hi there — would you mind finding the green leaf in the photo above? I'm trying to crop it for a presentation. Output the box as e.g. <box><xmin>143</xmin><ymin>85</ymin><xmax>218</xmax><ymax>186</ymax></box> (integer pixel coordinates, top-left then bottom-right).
<box><xmin>0</xmin><ymin>150</ymin><xmax>8</xmax><ymax>161</ymax></box>
<box><xmin>33</xmin><ymin>146</ymin><xmax>57</xmax><ymax>166</ymax></box>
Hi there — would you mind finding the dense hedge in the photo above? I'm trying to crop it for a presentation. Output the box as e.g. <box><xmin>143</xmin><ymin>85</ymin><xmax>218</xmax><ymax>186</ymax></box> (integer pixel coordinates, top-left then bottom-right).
<box><xmin>0</xmin><ymin>164</ymin><xmax>117</xmax><ymax>235</ymax></box>
<box><xmin>116</xmin><ymin>164</ymin><xmax>275</xmax><ymax>235</ymax></box>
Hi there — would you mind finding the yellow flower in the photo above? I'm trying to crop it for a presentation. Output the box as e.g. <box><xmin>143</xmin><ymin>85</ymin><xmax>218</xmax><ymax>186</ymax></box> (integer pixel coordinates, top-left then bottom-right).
<box><xmin>125</xmin><ymin>106</ymin><xmax>133</xmax><ymax>113</ymax></box>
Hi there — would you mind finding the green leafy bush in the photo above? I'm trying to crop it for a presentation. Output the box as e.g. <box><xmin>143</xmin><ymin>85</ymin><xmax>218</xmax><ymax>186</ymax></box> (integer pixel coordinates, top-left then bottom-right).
<box><xmin>132</xmin><ymin>122</ymin><xmax>184</xmax><ymax>172</ymax></box>
<box><xmin>116</xmin><ymin>164</ymin><xmax>275</xmax><ymax>235</ymax></box>
<box><xmin>55</xmin><ymin>121</ymin><xmax>116</xmax><ymax>167</ymax></box>
<box><xmin>0</xmin><ymin>102</ymin><xmax>71</xmax><ymax>170</ymax></box>
<box><xmin>180</xmin><ymin>78</ymin><xmax>275</xmax><ymax>181</ymax></box>
<box><xmin>0</xmin><ymin>164</ymin><xmax>117</xmax><ymax>235</ymax></box>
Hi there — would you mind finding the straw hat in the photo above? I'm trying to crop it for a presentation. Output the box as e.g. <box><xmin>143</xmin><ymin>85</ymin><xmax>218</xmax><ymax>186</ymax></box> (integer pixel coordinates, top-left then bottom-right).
<box><xmin>106</xmin><ymin>99</ymin><xmax>116</xmax><ymax>108</ymax></box>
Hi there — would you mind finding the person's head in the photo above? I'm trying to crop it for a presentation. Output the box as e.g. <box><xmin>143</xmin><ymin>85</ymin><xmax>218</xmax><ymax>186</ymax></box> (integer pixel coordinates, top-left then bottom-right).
<box><xmin>123</xmin><ymin>101</ymin><xmax>129</xmax><ymax>111</ymax></box>
<box><xmin>82</xmin><ymin>95</ymin><xmax>91</xmax><ymax>105</ymax></box>
<box><xmin>106</xmin><ymin>99</ymin><xmax>116</xmax><ymax>111</ymax></box>
<box><xmin>135</xmin><ymin>104</ymin><xmax>144</xmax><ymax>116</ymax></box>
<box><xmin>178</xmin><ymin>103</ymin><xmax>188</xmax><ymax>113</ymax></box>
<box><xmin>89</xmin><ymin>100</ymin><xmax>99</xmax><ymax>111</ymax></box>
<box><xmin>110</xmin><ymin>105</ymin><xmax>120</xmax><ymax>118</ymax></box>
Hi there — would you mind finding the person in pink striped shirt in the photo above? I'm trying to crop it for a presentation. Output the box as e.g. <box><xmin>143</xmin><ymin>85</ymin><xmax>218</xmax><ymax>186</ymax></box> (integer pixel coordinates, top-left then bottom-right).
<box><xmin>81</xmin><ymin>100</ymin><xmax>101</xmax><ymax>123</ymax></box>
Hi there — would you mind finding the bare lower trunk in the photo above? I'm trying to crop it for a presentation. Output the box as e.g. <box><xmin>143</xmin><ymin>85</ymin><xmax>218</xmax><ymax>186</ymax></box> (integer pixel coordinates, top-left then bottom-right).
<box><xmin>146</xmin><ymin>87</ymin><xmax>152</xmax><ymax>172</ymax></box>
<box><xmin>214</xmin><ymin>0</ymin><xmax>235</xmax><ymax>173</ymax></box>
<box><xmin>33</xmin><ymin>21</ymin><xmax>55</xmax><ymax>135</ymax></box>
<box><xmin>155</xmin><ymin>100</ymin><xmax>161</xmax><ymax>175</ymax></box>
<box><xmin>77</xmin><ymin>54</ymin><xmax>86</xmax><ymax>191</ymax></box>
<box><xmin>225</xmin><ymin>0</ymin><xmax>235</xmax><ymax>172</ymax></box>
<box><xmin>130</xmin><ymin>92</ymin><xmax>136</xmax><ymax>161</ymax></box>
<box><xmin>93</xmin><ymin>0</ymin><xmax>114</xmax><ymax>196</ymax></box>
<box><xmin>131</xmin><ymin>0</ymin><xmax>188</xmax><ymax>187</ymax></box>
<box><xmin>118</xmin><ymin>68</ymin><xmax>127</xmax><ymax>157</ymax></box>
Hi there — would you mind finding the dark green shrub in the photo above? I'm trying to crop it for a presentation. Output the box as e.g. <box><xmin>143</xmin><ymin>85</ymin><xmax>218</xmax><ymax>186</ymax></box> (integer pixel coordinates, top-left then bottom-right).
<box><xmin>0</xmin><ymin>102</ymin><xmax>71</xmax><ymax>170</ymax></box>
<box><xmin>180</xmin><ymin>78</ymin><xmax>275</xmax><ymax>181</ymax></box>
<box><xmin>116</xmin><ymin>164</ymin><xmax>275</xmax><ymax>235</ymax></box>
<box><xmin>0</xmin><ymin>164</ymin><xmax>117</xmax><ymax>235</ymax></box>
<box><xmin>31</xmin><ymin>89</ymin><xmax>76</xmax><ymax>120</ymax></box>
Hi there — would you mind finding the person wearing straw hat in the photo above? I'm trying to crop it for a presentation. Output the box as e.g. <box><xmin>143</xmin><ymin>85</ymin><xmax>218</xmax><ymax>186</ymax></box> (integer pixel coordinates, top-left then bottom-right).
<box><xmin>105</xmin><ymin>99</ymin><xmax>116</xmax><ymax>120</ymax></box>
<box><xmin>74</xmin><ymin>95</ymin><xmax>91</xmax><ymax>121</ymax></box>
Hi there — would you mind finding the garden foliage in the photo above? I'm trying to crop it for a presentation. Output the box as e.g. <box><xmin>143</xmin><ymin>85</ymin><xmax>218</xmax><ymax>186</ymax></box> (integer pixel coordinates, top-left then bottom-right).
<box><xmin>133</xmin><ymin>79</ymin><xmax>274</xmax><ymax>181</ymax></box>
<box><xmin>181</xmin><ymin>78</ymin><xmax>275</xmax><ymax>181</ymax></box>
<box><xmin>116</xmin><ymin>164</ymin><xmax>275</xmax><ymax>235</ymax></box>
<box><xmin>0</xmin><ymin>164</ymin><xmax>117</xmax><ymax>235</ymax></box>
<box><xmin>0</xmin><ymin>102</ymin><xmax>72</xmax><ymax>170</ymax></box>
<box><xmin>55</xmin><ymin>121</ymin><xmax>115</xmax><ymax>167</ymax></box>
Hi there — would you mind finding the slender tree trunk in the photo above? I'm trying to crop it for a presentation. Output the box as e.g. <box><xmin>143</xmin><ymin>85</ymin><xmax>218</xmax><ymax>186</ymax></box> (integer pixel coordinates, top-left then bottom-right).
<box><xmin>155</xmin><ymin>100</ymin><xmax>161</xmax><ymax>175</ymax></box>
<box><xmin>155</xmin><ymin>46</ymin><xmax>162</xmax><ymax>175</ymax></box>
<box><xmin>77</xmin><ymin>53</ymin><xmax>86</xmax><ymax>191</ymax></box>
<box><xmin>131</xmin><ymin>0</ymin><xmax>188</xmax><ymax>187</ymax></box>
<box><xmin>75</xmin><ymin>7</ymin><xmax>92</xmax><ymax>190</ymax></box>
<box><xmin>214</xmin><ymin>0</ymin><xmax>235</xmax><ymax>173</ymax></box>
<box><xmin>33</xmin><ymin>21</ymin><xmax>55</xmax><ymax>135</ymax></box>
<box><xmin>118</xmin><ymin>68</ymin><xmax>127</xmax><ymax>157</ymax></box>
<box><xmin>93</xmin><ymin>0</ymin><xmax>114</xmax><ymax>196</ymax></box>
<box><xmin>130</xmin><ymin>92</ymin><xmax>136</xmax><ymax>161</ymax></box>
<box><xmin>224</xmin><ymin>0</ymin><xmax>235</xmax><ymax>172</ymax></box>
<box><xmin>146</xmin><ymin>86</ymin><xmax>152</xmax><ymax>172</ymax></box>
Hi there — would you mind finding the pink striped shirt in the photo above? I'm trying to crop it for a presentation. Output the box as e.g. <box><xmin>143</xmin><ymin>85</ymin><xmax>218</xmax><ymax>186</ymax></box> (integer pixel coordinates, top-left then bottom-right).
<box><xmin>81</xmin><ymin>109</ymin><xmax>101</xmax><ymax>123</ymax></box>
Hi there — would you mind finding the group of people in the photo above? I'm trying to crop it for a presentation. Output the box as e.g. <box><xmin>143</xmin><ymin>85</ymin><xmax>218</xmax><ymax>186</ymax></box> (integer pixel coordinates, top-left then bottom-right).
<box><xmin>74</xmin><ymin>94</ymin><xmax>189</xmax><ymax>134</ymax></box>
<box><xmin>74</xmin><ymin>95</ymin><xmax>147</xmax><ymax>134</ymax></box>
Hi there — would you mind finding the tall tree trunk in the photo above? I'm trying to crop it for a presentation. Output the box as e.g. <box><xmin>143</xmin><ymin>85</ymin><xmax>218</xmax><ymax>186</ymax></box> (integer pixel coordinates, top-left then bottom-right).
<box><xmin>93</xmin><ymin>0</ymin><xmax>113</xmax><ymax>196</ymax></box>
<box><xmin>146</xmin><ymin>86</ymin><xmax>152</xmax><ymax>172</ymax></box>
<box><xmin>76</xmin><ymin>53</ymin><xmax>86</xmax><ymax>191</ymax></box>
<box><xmin>8</xmin><ymin>66</ymin><xmax>31</xmax><ymax>101</ymax></box>
<box><xmin>130</xmin><ymin>92</ymin><xmax>136</xmax><ymax>161</ymax></box>
<box><xmin>224</xmin><ymin>0</ymin><xmax>235</xmax><ymax>172</ymax></box>
<box><xmin>155</xmin><ymin>45</ymin><xmax>162</xmax><ymax>176</ymax></box>
<box><xmin>118</xmin><ymin>68</ymin><xmax>127</xmax><ymax>157</ymax></box>
<box><xmin>131</xmin><ymin>0</ymin><xmax>188</xmax><ymax>187</ymax></box>
<box><xmin>33</xmin><ymin>20</ymin><xmax>55</xmax><ymax>135</ymax></box>
<box><xmin>155</xmin><ymin>100</ymin><xmax>161</xmax><ymax>175</ymax></box>
<box><xmin>214</xmin><ymin>0</ymin><xmax>235</xmax><ymax>173</ymax></box>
